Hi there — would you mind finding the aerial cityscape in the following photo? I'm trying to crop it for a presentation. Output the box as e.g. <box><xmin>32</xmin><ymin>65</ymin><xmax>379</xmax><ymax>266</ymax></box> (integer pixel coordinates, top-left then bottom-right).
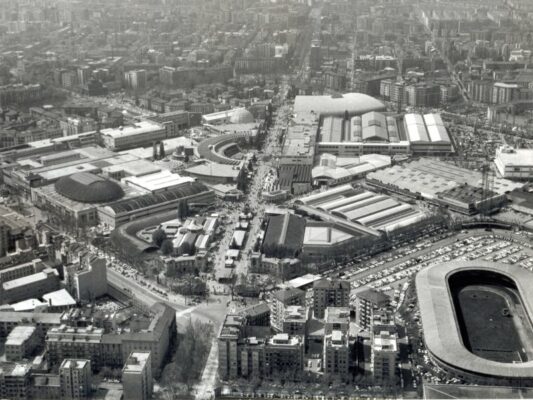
<box><xmin>0</xmin><ymin>0</ymin><xmax>531</xmax><ymax>399</ymax></box>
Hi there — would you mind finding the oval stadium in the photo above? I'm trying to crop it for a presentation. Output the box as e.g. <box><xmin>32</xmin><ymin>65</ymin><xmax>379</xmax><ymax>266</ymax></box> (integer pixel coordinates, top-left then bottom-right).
<box><xmin>416</xmin><ymin>261</ymin><xmax>533</xmax><ymax>386</ymax></box>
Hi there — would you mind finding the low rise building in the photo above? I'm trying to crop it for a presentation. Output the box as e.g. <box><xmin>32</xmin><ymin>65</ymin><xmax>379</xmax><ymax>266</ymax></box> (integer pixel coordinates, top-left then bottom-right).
<box><xmin>1</xmin><ymin>268</ymin><xmax>60</xmax><ymax>305</ymax></box>
<box><xmin>5</xmin><ymin>326</ymin><xmax>39</xmax><ymax>361</ymax></box>
<box><xmin>0</xmin><ymin>362</ymin><xmax>31</xmax><ymax>399</ymax></box>
<box><xmin>101</xmin><ymin>121</ymin><xmax>166</xmax><ymax>151</ymax></box>
<box><xmin>495</xmin><ymin>145</ymin><xmax>533</xmax><ymax>180</ymax></box>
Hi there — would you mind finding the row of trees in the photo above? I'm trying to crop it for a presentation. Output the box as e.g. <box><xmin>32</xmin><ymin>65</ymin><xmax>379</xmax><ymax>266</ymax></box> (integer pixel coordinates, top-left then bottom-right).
<box><xmin>161</xmin><ymin>320</ymin><xmax>214</xmax><ymax>393</ymax></box>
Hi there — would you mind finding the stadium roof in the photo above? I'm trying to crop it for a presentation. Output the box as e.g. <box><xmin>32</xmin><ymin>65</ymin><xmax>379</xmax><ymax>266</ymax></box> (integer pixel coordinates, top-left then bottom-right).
<box><xmin>294</xmin><ymin>93</ymin><xmax>386</xmax><ymax>117</ymax></box>
<box><xmin>103</xmin><ymin>181</ymin><xmax>211</xmax><ymax>215</ymax></box>
<box><xmin>417</xmin><ymin>261</ymin><xmax>533</xmax><ymax>379</ymax></box>
<box><xmin>197</xmin><ymin>132</ymin><xmax>250</xmax><ymax>165</ymax></box>
<box><xmin>55</xmin><ymin>172</ymin><xmax>125</xmax><ymax>203</ymax></box>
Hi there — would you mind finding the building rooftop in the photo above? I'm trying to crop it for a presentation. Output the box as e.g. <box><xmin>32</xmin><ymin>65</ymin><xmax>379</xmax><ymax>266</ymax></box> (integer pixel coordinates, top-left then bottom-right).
<box><xmin>313</xmin><ymin>278</ymin><xmax>350</xmax><ymax>291</ymax></box>
<box><xmin>185</xmin><ymin>162</ymin><xmax>243</xmax><ymax>179</ymax></box>
<box><xmin>325</xmin><ymin>307</ymin><xmax>350</xmax><ymax>324</ymax></box>
<box><xmin>496</xmin><ymin>146</ymin><xmax>533</xmax><ymax>167</ymax></box>
<box><xmin>373</xmin><ymin>331</ymin><xmax>398</xmax><ymax>352</ymax></box>
<box><xmin>367</xmin><ymin>158</ymin><xmax>523</xmax><ymax>197</ymax></box>
<box><xmin>55</xmin><ymin>172</ymin><xmax>125</xmax><ymax>203</ymax></box>
<box><xmin>303</xmin><ymin>224</ymin><xmax>353</xmax><ymax>246</ymax></box>
<box><xmin>285</xmin><ymin>274</ymin><xmax>322</xmax><ymax>289</ymax></box>
<box><xmin>123</xmin><ymin>351</ymin><xmax>150</xmax><ymax>373</ymax></box>
<box><xmin>122</xmin><ymin>170</ymin><xmax>195</xmax><ymax>193</ymax></box>
<box><xmin>60</xmin><ymin>359</ymin><xmax>90</xmax><ymax>370</ymax></box>
<box><xmin>101</xmin><ymin>120</ymin><xmax>164</xmax><ymax>139</ymax></box>
<box><xmin>3</xmin><ymin>268</ymin><xmax>58</xmax><ymax>291</ymax></box>
<box><xmin>8</xmin><ymin>298</ymin><xmax>47</xmax><ymax>312</ymax></box>
<box><xmin>272</xmin><ymin>288</ymin><xmax>305</xmax><ymax>303</ymax></box>
<box><xmin>5</xmin><ymin>325</ymin><xmax>36</xmax><ymax>346</ymax></box>
<box><xmin>43</xmin><ymin>289</ymin><xmax>76</xmax><ymax>308</ymax></box>
<box><xmin>0</xmin><ymin>311</ymin><xmax>61</xmax><ymax>325</ymax></box>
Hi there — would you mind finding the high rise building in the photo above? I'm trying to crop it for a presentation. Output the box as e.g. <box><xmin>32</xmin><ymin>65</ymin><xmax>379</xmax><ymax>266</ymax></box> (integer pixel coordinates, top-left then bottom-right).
<box><xmin>218</xmin><ymin>314</ymin><xmax>245</xmax><ymax>380</ymax></box>
<box><xmin>122</xmin><ymin>352</ymin><xmax>153</xmax><ymax>400</ymax></box>
<box><xmin>354</xmin><ymin>287</ymin><xmax>390</xmax><ymax>329</ymax></box>
<box><xmin>264</xmin><ymin>333</ymin><xmax>304</xmax><ymax>377</ymax></box>
<box><xmin>64</xmin><ymin>256</ymin><xmax>107</xmax><ymax>302</ymax></box>
<box><xmin>59</xmin><ymin>359</ymin><xmax>92</xmax><ymax>400</ymax></box>
<box><xmin>371</xmin><ymin>331</ymin><xmax>398</xmax><ymax>385</ymax></box>
<box><xmin>77</xmin><ymin>66</ymin><xmax>91</xmax><ymax>87</ymax></box>
<box><xmin>270</xmin><ymin>288</ymin><xmax>306</xmax><ymax>332</ymax></box>
<box><xmin>323</xmin><ymin>330</ymin><xmax>350</xmax><ymax>375</ymax></box>
<box><xmin>125</xmin><ymin>69</ymin><xmax>147</xmax><ymax>91</ymax></box>
<box><xmin>312</xmin><ymin>279</ymin><xmax>350</xmax><ymax>319</ymax></box>
<box><xmin>310</xmin><ymin>40</ymin><xmax>322</xmax><ymax>71</ymax></box>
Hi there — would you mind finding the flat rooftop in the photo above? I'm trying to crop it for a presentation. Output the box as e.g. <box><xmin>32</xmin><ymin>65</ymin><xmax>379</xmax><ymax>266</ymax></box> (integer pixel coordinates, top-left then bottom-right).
<box><xmin>185</xmin><ymin>162</ymin><xmax>242</xmax><ymax>179</ymax></box>
<box><xmin>496</xmin><ymin>147</ymin><xmax>533</xmax><ymax>166</ymax></box>
<box><xmin>43</xmin><ymin>289</ymin><xmax>76</xmax><ymax>307</ymax></box>
<box><xmin>60</xmin><ymin>359</ymin><xmax>90</xmax><ymax>370</ymax></box>
<box><xmin>123</xmin><ymin>352</ymin><xmax>150</xmax><ymax>373</ymax></box>
<box><xmin>5</xmin><ymin>325</ymin><xmax>36</xmax><ymax>346</ymax></box>
<box><xmin>303</xmin><ymin>225</ymin><xmax>353</xmax><ymax>246</ymax></box>
<box><xmin>122</xmin><ymin>170</ymin><xmax>195</xmax><ymax>193</ymax></box>
<box><xmin>367</xmin><ymin>158</ymin><xmax>523</xmax><ymax>197</ymax></box>
<box><xmin>101</xmin><ymin>120</ymin><xmax>164</xmax><ymax>139</ymax></box>
<box><xmin>3</xmin><ymin>268</ymin><xmax>58</xmax><ymax>291</ymax></box>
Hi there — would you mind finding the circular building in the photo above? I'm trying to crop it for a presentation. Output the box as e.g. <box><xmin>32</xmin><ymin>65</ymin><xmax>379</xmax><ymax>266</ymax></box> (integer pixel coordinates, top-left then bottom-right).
<box><xmin>229</xmin><ymin>108</ymin><xmax>254</xmax><ymax>124</ymax></box>
<box><xmin>416</xmin><ymin>260</ymin><xmax>533</xmax><ymax>386</ymax></box>
<box><xmin>55</xmin><ymin>172</ymin><xmax>125</xmax><ymax>204</ymax></box>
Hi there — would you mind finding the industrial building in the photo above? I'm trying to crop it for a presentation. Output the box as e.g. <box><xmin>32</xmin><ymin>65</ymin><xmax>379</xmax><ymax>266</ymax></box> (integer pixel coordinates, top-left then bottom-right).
<box><xmin>367</xmin><ymin>159</ymin><xmax>523</xmax><ymax>214</ymax></box>
<box><xmin>32</xmin><ymin>170</ymin><xmax>215</xmax><ymax>229</ymax></box>
<box><xmin>296</xmin><ymin>185</ymin><xmax>429</xmax><ymax>233</ymax></box>
<box><xmin>101</xmin><ymin>121</ymin><xmax>167</xmax><ymax>151</ymax></box>
<box><xmin>494</xmin><ymin>145</ymin><xmax>533</xmax><ymax>180</ymax></box>
<box><xmin>312</xmin><ymin>153</ymin><xmax>391</xmax><ymax>187</ymax></box>
<box><xmin>316</xmin><ymin>112</ymin><xmax>453</xmax><ymax>157</ymax></box>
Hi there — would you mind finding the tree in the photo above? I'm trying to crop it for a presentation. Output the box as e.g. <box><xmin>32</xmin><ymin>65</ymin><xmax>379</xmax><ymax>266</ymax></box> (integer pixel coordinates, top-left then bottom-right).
<box><xmin>161</xmin><ymin>239</ymin><xmax>174</xmax><ymax>256</ymax></box>
<box><xmin>160</xmin><ymin>141</ymin><xmax>166</xmax><ymax>158</ymax></box>
<box><xmin>152</xmin><ymin>228</ymin><xmax>167</xmax><ymax>247</ymax></box>
<box><xmin>152</xmin><ymin>142</ymin><xmax>158</xmax><ymax>160</ymax></box>
<box><xmin>177</xmin><ymin>200</ymin><xmax>189</xmax><ymax>220</ymax></box>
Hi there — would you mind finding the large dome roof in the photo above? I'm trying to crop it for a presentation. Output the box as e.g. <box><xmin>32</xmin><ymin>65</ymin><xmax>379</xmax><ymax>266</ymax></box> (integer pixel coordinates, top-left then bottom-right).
<box><xmin>230</xmin><ymin>108</ymin><xmax>254</xmax><ymax>124</ymax></box>
<box><xmin>55</xmin><ymin>172</ymin><xmax>125</xmax><ymax>204</ymax></box>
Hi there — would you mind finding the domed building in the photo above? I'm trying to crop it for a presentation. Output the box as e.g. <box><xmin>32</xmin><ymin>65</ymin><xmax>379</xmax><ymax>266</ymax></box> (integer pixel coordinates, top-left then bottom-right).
<box><xmin>55</xmin><ymin>172</ymin><xmax>125</xmax><ymax>203</ymax></box>
<box><xmin>229</xmin><ymin>108</ymin><xmax>254</xmax><ymax>124</ymax></box>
